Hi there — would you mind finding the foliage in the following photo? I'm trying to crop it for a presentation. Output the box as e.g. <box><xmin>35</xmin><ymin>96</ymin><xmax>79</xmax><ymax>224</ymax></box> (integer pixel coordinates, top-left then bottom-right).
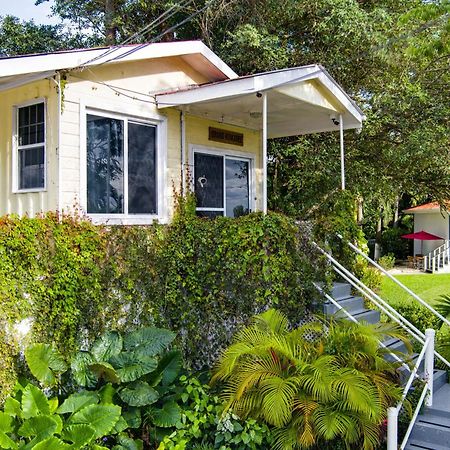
<box><xmin>162</xmin><ymin>200</ymin><xmax>323</xmax><ymax>369</ymax></box>
<box><xmin>390</xmin><ymin>302</ymin><xmax>441</xmax><ymax>334</ymax></box>
<box><xmin>158</xmin><ymin>376</ymin><xmax>273</xmax><ymax>449</ymax></box>
<box><xmin>213</xmin><ymin>309</ymin><xmax>408</xmax><ymax>450</ymax></box>
<box><xmin>0</xmin><ymin>15</ymin><xmax>95</xmax><ymax>56</ymax></box>
<box><xmin>0</xmin><ymin>379</ymin><xmax>123</xmax><ymax>449</ymax></box>
<box><xmin>353</xmin><ymin>262</ymin><xmax>383</xmax><ymax>293</ymax></box>
<box><xmin>0</xmin><ymin>210</ymin><xmax>322</xmax><ymax>396</ymax></box>
<box><xmin>380</xmin><ymin>228</ymin><xmax>410</xmax><ymax>260</ymax></box>
<box><xmin>378</xmin><ymin>254</ymin><xmax>396</xmax><ymax>271</ymax></box>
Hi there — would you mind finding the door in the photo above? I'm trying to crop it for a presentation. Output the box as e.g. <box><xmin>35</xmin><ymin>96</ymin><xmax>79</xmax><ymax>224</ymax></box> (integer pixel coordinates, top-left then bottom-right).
<box><xmin>194</xmin><ymin>152</ymin><xmax>251</xmax><ymax>218</ymax></box>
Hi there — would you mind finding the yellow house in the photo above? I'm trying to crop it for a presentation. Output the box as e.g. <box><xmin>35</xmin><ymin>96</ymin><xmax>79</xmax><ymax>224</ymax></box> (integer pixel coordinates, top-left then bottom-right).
<box><xmin>0</xmin><ymin>41</ymin><xmax>365</xmax><ymax>224</ymax></box>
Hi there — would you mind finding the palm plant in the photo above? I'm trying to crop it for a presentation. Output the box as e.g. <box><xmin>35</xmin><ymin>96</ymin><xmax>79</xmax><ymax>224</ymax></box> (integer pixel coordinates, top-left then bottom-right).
<box><xmin>212</xmin><ymin>309</ymin><xmax>409</xmax><ymax>450</ymax></box>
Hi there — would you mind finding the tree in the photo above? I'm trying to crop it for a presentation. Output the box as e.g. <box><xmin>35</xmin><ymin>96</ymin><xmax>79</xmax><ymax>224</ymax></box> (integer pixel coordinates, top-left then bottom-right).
<box><xmin>0</xmin><ymin>15</ymin><xmax>97</xmax><ymax>56</ymax></box>
<box><xmin>213</xmin><ymin>309</ymin><xmax>407</xmax><ymax>449</ymax></box>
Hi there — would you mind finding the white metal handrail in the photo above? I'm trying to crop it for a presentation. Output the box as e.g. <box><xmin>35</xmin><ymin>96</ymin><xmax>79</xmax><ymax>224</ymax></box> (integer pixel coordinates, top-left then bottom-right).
<box><xmin>314</xmin><ymin>242</ymin><xmax>450</xmax><ymax>369</ymax></box>
<box><xmin>425</xmin><ymin>240</ymin><xmax>450</xmax><ymax>273</ymax></box>
<box><xmin>337</xmin><ymin>234</ymin><xmax>450</xmax><ymax>328</ymax></box>
<box><xmin>315</xmin><ymin>284</ymin><xmax>411</xmax><ymax>373</ymax></box>
<box><xmin>387</xmin><ymin>329</ymin><xmax>435</xmax><ymax>450</ymax></box>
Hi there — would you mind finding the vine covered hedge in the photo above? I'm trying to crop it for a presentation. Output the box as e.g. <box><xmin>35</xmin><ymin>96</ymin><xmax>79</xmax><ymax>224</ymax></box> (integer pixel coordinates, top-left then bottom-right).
<box><xmin>0</xmin><ymin>206</ymin><xmax>323</xmax><ymax>399</ymax></box>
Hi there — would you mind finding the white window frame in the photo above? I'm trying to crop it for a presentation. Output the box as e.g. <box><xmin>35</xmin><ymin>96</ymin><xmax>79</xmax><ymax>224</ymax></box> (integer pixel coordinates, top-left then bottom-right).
<box><xmin>189</xmin><ymin>144</ymin><xmax>256</xmax><ymax>217</ymax></box>
<box><xmin>12</xmin><ymin>98</ymin><xmax>47</xmax><ymax>193</ymax></box>
<box><xmin>81</xmin><ymin>104</ymin><xmax>167</xmax><ymax>225</ymax></box>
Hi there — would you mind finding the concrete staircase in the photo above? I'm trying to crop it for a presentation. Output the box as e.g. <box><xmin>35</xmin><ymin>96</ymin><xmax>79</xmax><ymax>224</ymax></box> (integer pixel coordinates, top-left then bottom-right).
<box><xmin>324</xmin><ymin>282</ymin><xmax>450</xmax><ymax>450</ymax></box>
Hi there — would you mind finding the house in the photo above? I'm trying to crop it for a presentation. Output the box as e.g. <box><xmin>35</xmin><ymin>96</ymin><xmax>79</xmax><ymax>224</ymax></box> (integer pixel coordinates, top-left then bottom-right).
<box><xmin>0</xmin><ymin>41</ymin><xmax>365</xmax><ymax>224</ymax></box>
<box><xmin>404</xmin><ymin>202</ymin><xmax>450</xmax><ymax>255</ymax></box>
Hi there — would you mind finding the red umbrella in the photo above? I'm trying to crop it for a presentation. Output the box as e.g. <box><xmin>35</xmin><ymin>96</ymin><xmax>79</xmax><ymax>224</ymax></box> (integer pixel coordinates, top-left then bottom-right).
<box><xmin>401</xmin><ymin>230</ymin><xmax>445</xmax><ymax>255</ymax></box>
<box><xmin>401</xmin><ymin>230</ymin><xmax>445</xmax><ymax>241</ymax></box>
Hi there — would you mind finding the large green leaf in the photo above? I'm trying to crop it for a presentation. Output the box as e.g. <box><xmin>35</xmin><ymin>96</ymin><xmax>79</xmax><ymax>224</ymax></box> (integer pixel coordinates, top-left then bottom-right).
<box><xmin>71</xmin><ymin>352</ymin><xmax>96</xmax><ymax>388</ymax></box>
<box><xmin>21</xmin><ymin>385</ymin><xmax>50</xmax><ymax>418</ymax></box>
<box><xmin>149</xmin><ymin>401</ymin><xmax>181</xmax><ymax>428</ymax></box>
<box><xmin>18</xmin><ymin>415</ymin><xmax>58</xmax><ymax>440</ymax></box>
<box><xmin>69</xmin><ymin>404</ymin><xmax>121</xmax><ymax>439</ymax></box>
<box><xmin>91</xmin><ymin>331</ymin><xmax>123</xmax><ymax>362</ymax></box>
<box><xmin>57</xmin><ymin>391</ymin><xmax>99</xmax><ymax>414</ymax></box>
<box><xmin>0</xmin><ymin>412</ymin><xmax>13</xmax><ymax>433</ymax></box>
<box><xmin>32</xmin><ymin>437</ymin><xmax>71</xmax><ymax>449</ymax></box>
<box><xmin>4</xmin><ymin>398</ymin><xmax>21</xmax><ymax>418</ymax></box>
<box><xmin>0</xmin><ymin>431</ymin><xmax>17</xmax><ymax>449</ymax></box>
<box><xmin>112</xmin><ymin>434</ymin><xmax>143</xmax><ymax>450</ymax></box>
<box><xmin>122</xmin><ymin>407</ymin><xmax>141</xmax><ymax>429</ymax></box>
<box><xmin>99</xmin><ymin>383</ymin><xmax>116</xmax><ymax>404</ymax></box>
<box><xmin>89</xmin><ymin>362</ymin><xmax>120</xmax><ymax>384</ymax></box>
<box><xmin>111</xmin><ymin>415</ymin><xmax>128</xmax><ymax>434</ymax></box>
<box><xmin>24</xmin><ymin>344</ymin><xmax>67</xmax><ymax>387</ymax></box>
<box><xmin>149</xmin><ymin>351</ymin><xmax>182</xmax><ymax>386</ymax></box>
<box><xmin>123</xmin><ymin>327</ymin><xmax>175</xmax><ymax>356</ymax></box>
<box><xmin>118</xmin><ymin>381</ymin><xmax>159</xmax><ymax>407</ymax></box>
<box><xmin>62</xmin><ymin>424</ymin><xmax>96</xmax><ymax>448</ymax></box>
<box><xmin>110</xmin><ymin>352</ymin><xmax>157</xmax><ymax>383</ymax></box>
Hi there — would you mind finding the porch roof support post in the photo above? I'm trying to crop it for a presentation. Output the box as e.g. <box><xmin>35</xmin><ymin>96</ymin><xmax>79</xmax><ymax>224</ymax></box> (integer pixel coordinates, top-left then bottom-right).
<box><xmin>339</xmin><ymin>113</ymin><xmax>345</xmax><ymax>190</ymax></box>
<box><xmin>262</xmin><ymin>92</ymin><xmax>268</xmax><ymax>214</ymax></box>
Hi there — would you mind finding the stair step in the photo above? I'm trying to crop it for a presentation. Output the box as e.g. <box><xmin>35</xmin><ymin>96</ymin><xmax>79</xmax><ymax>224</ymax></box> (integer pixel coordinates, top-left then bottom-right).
<box><xmin>350</xmin><ymin>308</ymin><xmax>380</xmax><ymax>324</ymax></box>
<box><xmin>405</xmin><ymin>439</ymin><xmax>450</xmax><ymax>449</ymax></box>
<box><xmin>384</xmin><ymin>337</ymin><xmax>408</xmax><ymax>357</ymax></box>
<box><xmin>432</xmin><ymin>370</ymin><xmax>447</xmax><ymax>393</ymax></box>
<box><xmin>408</xmin><ymin>415</ymin><xmax>450</xmax><ymax>446</ymax></box>
<box><xmin>323</xmin><ymin>296</ymin><xmax>364</xmax><ymax>315</ymax></box>
<box><xmin>429</xmin><ymin>383</ymin><xmax>450</xmax><ymax>413</ymax></box>
<box><xmin>331</xmin><ymin>282</ymin><xmax>352</xmax><ymax>299</ymax></box>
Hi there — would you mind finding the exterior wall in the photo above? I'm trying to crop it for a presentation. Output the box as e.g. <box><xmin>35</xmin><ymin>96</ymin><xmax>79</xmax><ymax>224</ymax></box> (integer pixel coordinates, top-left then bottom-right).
<box><xmin>185</xmin><ymin>115</ymin><xmax>262</xmax><ymax>213</ymax></box>
<box><xmin>0</xmin><ymin>57</ymin><xmax>263</xmax><ymax>222</ymax></box>
<box><xmin>0</xmin><ymin>79</ymin><xmax>59</xmax><ymax>216</ymax></box>
<box><xmin>58</xmin><ymin>57</ymin><xmax>262</xmax><ymax>223</ymax></box>
<box><xmin>413</xmin><ymin>212</ymin><xmax>449</xmax><ymax>255</ymax></box>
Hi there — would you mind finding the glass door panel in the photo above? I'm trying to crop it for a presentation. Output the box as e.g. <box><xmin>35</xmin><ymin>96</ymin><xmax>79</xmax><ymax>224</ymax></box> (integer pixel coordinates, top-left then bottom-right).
<box><xmin>226</xmin><ymin>159</ymin><xmax>249</xmax><ymax>217</ymax></box>
<box><xmin>194</xmin><ymin>153</ymin><xmax>224</xmax><ymax>216</ymax></box>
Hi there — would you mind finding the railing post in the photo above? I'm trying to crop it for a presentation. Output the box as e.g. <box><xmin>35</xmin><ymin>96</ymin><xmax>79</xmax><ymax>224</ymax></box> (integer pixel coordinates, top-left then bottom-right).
<box><xmin>432</xmin><ymin>258</ymin><xmax>436</xmax><ymax>273</ymax></box>
<box><xmin>425</xmin><ymin>328</ymin><xmax>435</xmax><ymax>407</ymax></box>
<box><xmin>387</xmin><ymin>407</ymin><xmax>398</xmax><ymax>450</ymax></box>
<box><xmin>424</xmin><ymin>255</ymin><xmax>428</xmax><ymax>271</ymax></box>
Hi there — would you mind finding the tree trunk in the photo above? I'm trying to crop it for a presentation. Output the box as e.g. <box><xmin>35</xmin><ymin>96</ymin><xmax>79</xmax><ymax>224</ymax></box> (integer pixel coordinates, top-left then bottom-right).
<box><xmin>393</xmin><ymin>196</ymin><xmax>400</xmax><ymax>228</ymax></box>
<box><xmin>374</xmin><ymin>207</ymin><xmax>383</xmax><ymax>260</ymax></box>
<box><xmin>104</xmin><ymin>0</ymin><xmax>116</xmax><ymax>45</ymax></box>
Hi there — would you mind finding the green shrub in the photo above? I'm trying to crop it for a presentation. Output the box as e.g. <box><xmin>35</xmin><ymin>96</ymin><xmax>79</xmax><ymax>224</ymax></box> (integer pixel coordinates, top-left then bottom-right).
<box><xmin>0</xmin><ymin>208</ymin><xmax>323</xmax><ymax>385</ymax></box>
<box><xmin>158</xmin><ymin>376</ymin><xmax>273</xmax><ymax>449</ymax></box>
<box><xmin>354</xmin><ymin>260</ymin><xmax>383</xmax><ymax>293</ymax></box>
<box><xmin>378</xmin><ymin>253</ymin><xmax>396</xmax><ymax>270</ymax></box>
<box><xmin>381</xmin><ymin>228</ymin><xmax>410</xmax><ymax>260</ymax></box>
<box><xmin>391</xmin><ymin>302</ymin><xmax>441</xmax><ymax>333</ymax></box>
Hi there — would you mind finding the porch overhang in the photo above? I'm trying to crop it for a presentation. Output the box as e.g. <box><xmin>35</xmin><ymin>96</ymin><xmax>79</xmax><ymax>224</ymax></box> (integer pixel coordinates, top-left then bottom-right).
<box><xmin>155</xmin><ymin>65</ymin><xmax>365</xmax><ymax>138</ymax></box>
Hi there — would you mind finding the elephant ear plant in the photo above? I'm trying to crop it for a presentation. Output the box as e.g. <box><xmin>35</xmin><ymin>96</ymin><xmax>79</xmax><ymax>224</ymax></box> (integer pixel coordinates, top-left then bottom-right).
<box><xmin>0</xmin><ymin>326</ymin><xmax>183</xmax><ymax>449</ymax></box>
<box><xmin>70</xmin><ymin>327</ymin><xmax>183</xmax><ymax>440</ymax></box>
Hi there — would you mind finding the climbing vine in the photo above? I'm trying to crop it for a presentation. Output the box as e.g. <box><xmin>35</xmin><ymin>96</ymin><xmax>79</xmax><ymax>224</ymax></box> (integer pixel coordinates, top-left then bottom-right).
<box><xmin>0</xmin><ymin>206</ymin><xmax>324</xmax><ymax>399</ymax></box>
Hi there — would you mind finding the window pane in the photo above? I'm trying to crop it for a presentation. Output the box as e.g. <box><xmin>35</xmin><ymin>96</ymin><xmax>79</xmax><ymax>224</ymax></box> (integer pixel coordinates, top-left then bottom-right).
<box><xmin>18</xmin><ymin>103</ymin><xmax>44</xmax><ymax>146</ymax></box>
<box><xmin>196</xmin><ymin>210</ymin><xmax>224</xmax><ymax>218</ymax></box>
<box><xmin>87</xmin><ymin>114</ymin><xmax>124</xmax><ymax>214</ymax></box>
<box><xmin>194</xmin><ymin>153</ymin><xmax>223</xmax><ymax>209</ymax></box>
<box><xmin>226</xmin><ymin>159</ymin><xmax>250</xmax><ymax>217</ymax></box>
<box><xmin>19</xmin><ymin>146</ymin><xmax>44</xmax><ymax>189</ymax></box>
<box><xmin>128</xmin><ymin>122</ymin><xmax>156</xmax><ymax>214</ymax></box>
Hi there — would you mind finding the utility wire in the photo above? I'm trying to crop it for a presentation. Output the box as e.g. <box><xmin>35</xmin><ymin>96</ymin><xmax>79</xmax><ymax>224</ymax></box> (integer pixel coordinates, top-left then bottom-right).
<box><xmin>76</xmin><ymin>0</ymin><xmax>194</xmax><ymax>69</ymax></box>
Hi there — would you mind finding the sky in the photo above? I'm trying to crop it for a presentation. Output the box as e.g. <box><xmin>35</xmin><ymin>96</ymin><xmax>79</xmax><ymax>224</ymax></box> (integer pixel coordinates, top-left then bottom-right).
<box><xmin>0</xmin><ymin>0</ymin><xmax>59</xmax><ymax>25</ymax></box>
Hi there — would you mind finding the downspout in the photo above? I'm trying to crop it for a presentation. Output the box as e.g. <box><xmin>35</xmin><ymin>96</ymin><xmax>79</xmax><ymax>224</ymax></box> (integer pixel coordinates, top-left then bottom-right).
<box><xmin>339</xmin><ymin>113</ymin><xmax>345</xmax><ymax>190</ymax></box>
<box><xmin>51</xmin><ymin>72</ymin><xmax>62</xmax><ymax>212</ymax></box>
<box><xmin>180</xmin><ymin>109</ymin><xmax>186</xmax><ymax>195</ymax></box>
<box><xmin>262</xmin><ymin>93</ymin><xmax>268</xmax><ymax>214</ymax></box>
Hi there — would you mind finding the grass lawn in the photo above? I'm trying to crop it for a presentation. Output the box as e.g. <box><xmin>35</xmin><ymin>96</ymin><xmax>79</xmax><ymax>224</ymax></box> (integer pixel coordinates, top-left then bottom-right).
<box><xmin>379</xmin><ymin>274</ymin><xmax>450</xmax><ymax>306</ymax></box>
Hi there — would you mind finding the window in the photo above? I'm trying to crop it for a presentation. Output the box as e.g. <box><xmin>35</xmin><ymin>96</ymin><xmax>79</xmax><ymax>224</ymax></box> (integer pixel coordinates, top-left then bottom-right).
<box><xmin>194</xmin><ymin>151</ymin><xmax>251</xmax><ymax>218</ymax></box>
<box><xmin>86</xmin><ymin>114</ymin><xmax>157</xmax><ymax>215</ymax></box>
<box><xmin>17</xmin><ymin>102</ymin><xmax>45</xmax><ymax>190</ymax></box>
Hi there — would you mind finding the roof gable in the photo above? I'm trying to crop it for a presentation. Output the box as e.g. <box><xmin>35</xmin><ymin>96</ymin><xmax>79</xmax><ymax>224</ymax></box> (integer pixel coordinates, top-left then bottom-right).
<box><xmin>0</xmin><ymin>41</ymin><xmax>237</xmax><ymax>92</ymax></box>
